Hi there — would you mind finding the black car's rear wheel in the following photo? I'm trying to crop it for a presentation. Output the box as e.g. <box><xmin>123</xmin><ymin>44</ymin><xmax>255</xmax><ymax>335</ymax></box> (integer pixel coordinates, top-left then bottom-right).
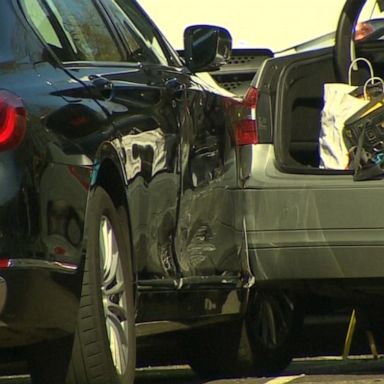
<box><xmin>67</xmin><ymin>186</ymin><xmax>136</xmax><ymax>384</ymax></box>
<box><xmin>188</xmin><ymin>289</ymin><xmax>302</xmax><ymax>380</ymax></box>
<box><xmin>246</xmin><ymin>289</ymin><xmax>303</xmax><ymax>376</ymax></box>
<box><xmin>28</xmin><ymin>187</ymin><xmax>135</xmax><ymax>384</ymax></box>
<box><xmin>187</xmin><ymin>319</ymin><xmax>254</xmax><ymax>380</ymax></box>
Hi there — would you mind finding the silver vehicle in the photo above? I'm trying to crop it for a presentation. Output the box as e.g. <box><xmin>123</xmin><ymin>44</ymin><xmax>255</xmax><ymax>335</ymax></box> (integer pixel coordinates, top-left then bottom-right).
<box><xmin>233</xmin><ymin>0</ymin><xmax>384</xmax><ymax>363</ymax></box>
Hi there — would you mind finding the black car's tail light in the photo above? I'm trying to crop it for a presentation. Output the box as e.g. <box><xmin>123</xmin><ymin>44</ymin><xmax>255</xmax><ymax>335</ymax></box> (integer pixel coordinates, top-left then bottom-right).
<box><xmin>0</xmin><ymin>90</ymin><xmax>27</xmax><ymax>151</ymax></box>
<box><xmin>0</xmin><ymin>259</ymin><xmax>10</xmax><ymax>268</ymax></box>
<box><xmin>235</xmin><ymin>86</ymin><xmax>258</xmax><ymax>145</ymax></box>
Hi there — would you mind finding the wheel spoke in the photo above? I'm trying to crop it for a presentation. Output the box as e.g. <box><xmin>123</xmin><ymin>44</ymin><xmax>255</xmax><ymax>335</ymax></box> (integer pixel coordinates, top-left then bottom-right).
<box><xmin>264</xmin><ymin>301</ymin><xmax>277</xmax><ymax>346</ymax></box>
<box><xmin>99</xmin><ymin>218</ymin><xmax>112</xmax><ymax>268</ymax></box>
<box><xmin>106</xmin><ymin>315</ymin><xmax>128</xmax><ymax>375</ymax></box>
<box><xmin>106</xmin><ymin>300</ymin><xmax>129</xmax><ymax>323</ymax></box>
<box><xmin>98</xmin><ymin>214</ymin><xmax>131</xmax><ymax>376</ymax></box>
<box><xmin>100</xmin><ymin>218</ymin><xmax>119</xmax><ymax>287</ymax></box>
<box><xmin>106</xmin><ymin>310</ymin><xmax>129</xmax><ymax>346</ymax></box>
<box><xmin>104</xmin><ymin>280</ymin><xmax>125</xmax><ymax>296</ymax></box>
<box><xmin>102</xmin><ymin>256</ymin><xmax>120</xmax><ymax>290</ymax></box>
<box><xmin>272</xmin><ymin>296</ymin><xmax>289</xmax><ymax>331</ymax></box>
<box><xmin>252</xmin><ymin>292</ymin><xmax>295</xmax><ymax>348</ymax></box>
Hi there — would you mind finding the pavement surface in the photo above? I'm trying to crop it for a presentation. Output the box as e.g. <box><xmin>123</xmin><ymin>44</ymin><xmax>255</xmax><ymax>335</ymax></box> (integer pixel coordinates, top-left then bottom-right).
<box><xmin>135</xmin><ymin>356</ymin><xmax>384</xmax><ymax>383</ymax></box>
<box><xmin>1</xmin><ymin>312</ymin><xmax>384</xmax><ymax>383</ymax></box>
<box><xmin>1</xmin><ymin>355</ymin><xmax>384</xmax><ymax>383</ymax></box>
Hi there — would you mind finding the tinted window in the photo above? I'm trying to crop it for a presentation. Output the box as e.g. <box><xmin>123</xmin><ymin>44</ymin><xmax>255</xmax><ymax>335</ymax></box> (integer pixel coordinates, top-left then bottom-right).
<box><xmin>102</xmin><ymin>0</ymin><xmax>169</xmax><ymax>65</ymax></box>
<box><xmin>23</xmin><ymin>0</ymin><xmax>64</xmax><ymax>54</ymax></box>
<box><xmin>23</xmin><ymin>0</ymin><xmax>123</xmax><ymax>62</ymax></box>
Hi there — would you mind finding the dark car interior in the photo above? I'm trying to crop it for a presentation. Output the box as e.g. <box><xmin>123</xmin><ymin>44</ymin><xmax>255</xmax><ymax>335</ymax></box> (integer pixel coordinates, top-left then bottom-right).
<box><xmin>274</xmin><ymin>0</ymin><xmax>384</xmax><ymax>175</ymax></box>
<box><xmin>278</xmin><ymin>45</ymin><xmax>384</xmax><ymax>173</ymax></box>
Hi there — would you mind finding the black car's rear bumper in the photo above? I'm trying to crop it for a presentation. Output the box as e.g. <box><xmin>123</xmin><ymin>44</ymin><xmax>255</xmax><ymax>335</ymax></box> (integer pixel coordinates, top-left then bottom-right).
<box><xmin>0</xmin><ymin>263</ymin><xmax>82</xmax><ymax>348</ymax></box>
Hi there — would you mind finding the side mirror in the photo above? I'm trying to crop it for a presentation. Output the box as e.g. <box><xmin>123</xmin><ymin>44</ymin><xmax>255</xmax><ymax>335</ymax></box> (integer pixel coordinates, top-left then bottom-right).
<box><xmin>183</xmin><ymin>25</ymin><xmax>232</xmax><ymax>72</ymax></box>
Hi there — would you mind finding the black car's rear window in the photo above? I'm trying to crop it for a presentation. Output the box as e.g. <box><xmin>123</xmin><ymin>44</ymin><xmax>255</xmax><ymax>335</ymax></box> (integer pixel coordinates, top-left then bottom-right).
<box><xmin>22</xmin><ymin>0</ymin><xmax>124</xmax><ymax>62</ymax></box>
<box><xmin>102</xmin><ymin>0</ymin><xmax>169</xmax><ymax>65</ymax></box>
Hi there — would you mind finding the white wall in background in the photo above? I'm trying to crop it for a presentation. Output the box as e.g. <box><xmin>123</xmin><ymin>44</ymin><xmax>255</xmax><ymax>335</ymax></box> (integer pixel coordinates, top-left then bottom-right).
<box><xmin>138</xmin><ymin>0</ymin><xmax>349</xmax><ymax>51</ymax></box>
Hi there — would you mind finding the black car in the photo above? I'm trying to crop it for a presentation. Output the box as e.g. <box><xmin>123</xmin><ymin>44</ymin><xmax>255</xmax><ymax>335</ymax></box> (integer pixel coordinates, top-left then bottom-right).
<box><xmin>0</xmin><ymin>1</ymin><xmax>303</xmax><ymax>383</ymax></box>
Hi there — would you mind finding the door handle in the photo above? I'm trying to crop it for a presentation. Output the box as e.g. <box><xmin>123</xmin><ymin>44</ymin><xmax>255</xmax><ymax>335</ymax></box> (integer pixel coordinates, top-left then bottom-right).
<box><xmin>165</xmin><ymin>78</ymin><xmax>186</xmax><ymax>94</ymax></box>
<box><xmin>89</xmin><ymin>75</ymin><xmax>114</xmax><ymax>100</ymax></box>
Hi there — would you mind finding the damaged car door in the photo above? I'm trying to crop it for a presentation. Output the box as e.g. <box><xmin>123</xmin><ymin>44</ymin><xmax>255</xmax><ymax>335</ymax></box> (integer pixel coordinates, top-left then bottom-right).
<box><xmin>174</xmin><ymin>26</ymin><xmax>244</xmax><ymax>292</ymax></box>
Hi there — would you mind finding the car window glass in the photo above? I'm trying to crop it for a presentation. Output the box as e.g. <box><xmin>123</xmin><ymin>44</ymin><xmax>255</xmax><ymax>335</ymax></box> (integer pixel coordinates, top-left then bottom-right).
<box><xmin>23</xmin><ymin>0</ymin><xmax>63</xmax><ymax>51</ymax></box>
<box><xmin>23</xmin><ymin>0</ymin><xmax>123</xmax><ymax>62</ymax></box>
<box><xmin>46</xmin><ymin>0</ymin><xmax>124</xmax><ymax>61</ymax></box>
<box><xmin>104</xmin><ymin>0</ymin><xmax>169</xmax><ymax>65</ymax></box>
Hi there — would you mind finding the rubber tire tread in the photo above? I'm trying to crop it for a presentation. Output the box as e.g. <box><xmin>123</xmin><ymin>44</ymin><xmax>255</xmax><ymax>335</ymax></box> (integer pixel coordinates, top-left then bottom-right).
<box><xmin>66</xmin><ymin>186</ymin><xmax>135</xmax><ymax>384</ymax></box>
<box><xmin>188</xmin><ymin>319</ymin><xmax>255</xmax><ymax>379</ymax></box>
<box><xmin>246</xmin><ymin>289</ymin><xmax>304</xmax><ymax>377</ymax></box>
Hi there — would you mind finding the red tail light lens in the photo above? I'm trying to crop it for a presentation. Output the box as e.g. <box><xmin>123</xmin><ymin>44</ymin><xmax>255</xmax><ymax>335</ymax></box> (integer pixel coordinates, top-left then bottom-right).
<box><xmin>235</xmin><ymin>86</ymin><xmax>258</xmax><ymax>145</ymax></box>
<box><xmin>0</xmin><ymin>91</ymin><xmax>27</xmax><ymax>151</ymax></box>
<box><xmin>0</xmin><ymin>259</ymin><xmax>10</xmax><ymax>268</ymax></box>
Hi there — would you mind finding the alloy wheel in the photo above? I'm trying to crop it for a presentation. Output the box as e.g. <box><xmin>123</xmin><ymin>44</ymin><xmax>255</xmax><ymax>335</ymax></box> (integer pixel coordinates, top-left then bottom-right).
<box><xmin>99</xmin><ymin>215</ymin><xmax>130</xmax><ymax>376</ymax></box>
<box><xmin>252</xmin><ymin>291</ymin><xmax>294</xmax><ymax>349</ymax></box>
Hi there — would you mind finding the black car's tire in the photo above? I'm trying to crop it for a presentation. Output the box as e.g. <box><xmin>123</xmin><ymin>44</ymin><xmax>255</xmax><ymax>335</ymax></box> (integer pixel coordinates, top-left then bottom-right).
<box><xmin>187</xmin><ymin>320</ymin><xmax>254</xmax><ymax>380</ymax></box>
<box><xmin>188</xmin><ymin>290</ymin><xmax>302</xmax><ymax>380</ymax></box>
<box><xmin>246</xmin><ymin>289</ymin><xmax>303</xmax><ymax>377</ymax></box>
<box><xmin>67</xmin><ymin>186</ymin><xmax>136</xmax><ymax>384</ymax></box>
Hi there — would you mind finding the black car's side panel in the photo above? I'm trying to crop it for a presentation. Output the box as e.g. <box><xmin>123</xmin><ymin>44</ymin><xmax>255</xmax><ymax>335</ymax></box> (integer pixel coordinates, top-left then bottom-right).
<box><xmin>0</xmin><ymin>0</ymin><xmax>246</xmax><ymax>356</ymax></box>
<box><xmin>136</xmin><ymin>288</ymin><xmax>247</xmax><ymax>329</ymax></box>
<box><xmin>63</xmin><ymin>63</ymin><xmax>183</xmax><ymax>285</ymax></box>
<box><xmin>175</xmin><ymin>77</ymin><xmax>242</xmax><ymax>283</ymax></box>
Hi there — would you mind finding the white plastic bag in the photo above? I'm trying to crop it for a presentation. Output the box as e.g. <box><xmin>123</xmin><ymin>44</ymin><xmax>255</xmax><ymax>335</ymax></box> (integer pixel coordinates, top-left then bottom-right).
<box><xmin>319</xmin><ymin>58</ymin><xmax>375</xmax><ymax>169</ymax></box>
<box><xmin>319</xmin><ymin>83</ymin><xmax>369</xmax><ymax>169</ymax></box>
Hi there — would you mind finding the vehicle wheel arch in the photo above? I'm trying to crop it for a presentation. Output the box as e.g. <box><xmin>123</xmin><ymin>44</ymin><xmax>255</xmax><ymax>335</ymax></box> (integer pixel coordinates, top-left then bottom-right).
<box><xmin>92</xmin><ymin>141</ymin><xmax>128</xmax><ymax>207</ymax></box>
<box><xmin>86</xmin><ymin>142</ymin><xmax>137</xmax><ymax>292</ymax></box>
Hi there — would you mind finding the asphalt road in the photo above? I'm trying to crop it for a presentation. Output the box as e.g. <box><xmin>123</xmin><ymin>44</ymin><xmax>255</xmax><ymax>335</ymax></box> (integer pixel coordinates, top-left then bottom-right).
<box><xmin>135</xmin><ymin>356</ymin><xmax>384</xmax><ymax>383</ymax></box>
<box><xmin>1</xmin><ymin>356</ymin><xmax>384</xmax><ymax>384</ymax></box>
<box><xmin>2</xmin><ymin>313</ymin><xmax>384</xmax><ymax>383</ymax></box>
